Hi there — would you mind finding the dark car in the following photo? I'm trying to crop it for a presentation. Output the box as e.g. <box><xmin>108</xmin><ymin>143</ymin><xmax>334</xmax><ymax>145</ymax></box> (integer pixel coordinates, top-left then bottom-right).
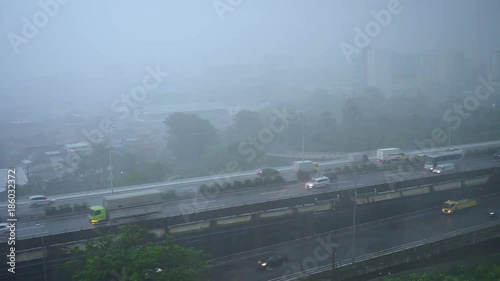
<box><xmin>489</xmin><ymin>208</ymin><xmax>498</xmax><ymax>218</ymax></box>
<box><xmin>322</xmin><ymin>172</ymin><xmax>338</xmax><ymax>183</ymax></box>
<box><xmin>257</xmin><ymin>254</ymin><xmax>288</xmax><ymax>270</ymax></box>
<box><xmin>257</xmin><ymin>168</ymin><xmax>280</xmax><ymax>177</ymax></box>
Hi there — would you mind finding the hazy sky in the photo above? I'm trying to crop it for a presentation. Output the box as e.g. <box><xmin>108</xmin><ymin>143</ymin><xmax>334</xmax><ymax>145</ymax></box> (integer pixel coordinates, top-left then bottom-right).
<box><xmin>1</xmin><ymin>0</ymin><xmax>500</xmax><ymax>116</ymax></box>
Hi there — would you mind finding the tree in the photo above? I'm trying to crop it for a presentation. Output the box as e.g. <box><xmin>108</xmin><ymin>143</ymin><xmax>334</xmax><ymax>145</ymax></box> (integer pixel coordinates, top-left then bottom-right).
<box><xmin>164</xmin><ymin>113</ymin><xmax>217</xmax><ymax>165</ymax></box>
<box><xmin>65</xmin><ymin>225</ymin><xmax>209</xmax><ymax>281</ymax></box>
<box><xmin>227</xmin><ymin>110</ymin><xmax>264</xmax><ymax>141</ymax></box>
<box><xmin>77</xmin><ymin>144</ymin><xmax>110</xmax><ymax>188</ymax></box>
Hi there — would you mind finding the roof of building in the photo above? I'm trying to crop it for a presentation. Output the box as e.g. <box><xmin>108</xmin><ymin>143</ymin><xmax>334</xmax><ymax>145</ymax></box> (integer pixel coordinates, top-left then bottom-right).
<box><xmin>0</xmin><ymin>168</ymin><xmax>28</xmax><ymax>192</ymax></box>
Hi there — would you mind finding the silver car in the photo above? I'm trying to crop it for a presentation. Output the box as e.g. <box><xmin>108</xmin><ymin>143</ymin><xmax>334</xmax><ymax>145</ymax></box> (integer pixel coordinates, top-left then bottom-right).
<box><xmin>305</xmin><ymin>176</ymin><xmax>331</xmax><ymax>190</ymax></box>
<box><xmin>29</xmin><ymin>195</ymin><xmax>55</xmax><ymax>207</ymax></box>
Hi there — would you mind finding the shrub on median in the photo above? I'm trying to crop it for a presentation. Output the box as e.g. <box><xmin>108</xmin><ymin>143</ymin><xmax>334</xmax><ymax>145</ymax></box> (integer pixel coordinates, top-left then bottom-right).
<box><xmin>232</xmin><ymin>180</ymin><xmax>243</xmax><ymax>189</ymax></box>
<box><xmin>263</xmin><ymin>176</ymin><xmax>273</xmax><ymax>185</ymax></box>
<box><xmin>73</xmin><ymin>202</ymin><xmax>88</xmax><ymax>212</ymax></box>
<box><xmin>45</xmin><ymin>206</ymin><xmax>58</xmax><ymax>216</ymax></box>
<box><xmin>273</xmin><ymin>175</ymin><xmax>285</xmax><ymax>184</ymax></box>
<box><xmin>59</xmin><ymin>204</ymin><xmax>72</xmax><ymax>214</ymax></box>
<box><xmin>243</xmin><ymin>179</ymin><xmax>253</xmax><ymax>188</ymax></box>
<box><xmin>163</xmin><ymin>190</ymin><xmax>177</xmax><ymax>200</ymax></box>
<box><xmin>253</xmin><ymin>177</ymin><xmax>264</xmax><ymax>186</ymax></box>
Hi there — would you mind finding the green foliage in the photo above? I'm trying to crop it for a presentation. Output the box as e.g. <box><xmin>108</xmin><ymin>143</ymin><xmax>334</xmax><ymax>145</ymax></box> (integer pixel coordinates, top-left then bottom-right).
<box><xmin>243</xmin><ymin>179</ymin><xmax>253</xmax><ymax>188</ymax></box>
<box><xmin>273</xmin><ymin>175</ymin><xmax>285</xmax><ymax>184</ymax></box>
<box><xmin>163</xmin><ymin>190</ymin><xmax>177</xmax><ymax>200</ymax></box>
<box><xmin>44</xmin><ymin>206</ymin><xmax>58</xmax><ymax>216</ymax></box>
<box><xmin>464</xmin><ymin>146</ymin><xmax>500</xmax><ymax>159</ymax></box>
<box><xmin>263</xmin><ymin>176</ymin><xmax>274</xmax><ymax>185</ymax></box>
<box><xmin>232</xmin><ymin>180</ymin><xmax>243</xmax><ymax>189</ymax></box>
<box><xmin>221</xmin><ymin>181</ymin><xmax>233</xmax><ymax>191</ymax></box>
<box><xmin>164</xmin><ymin>112</ymin><xmax>217</xmax><ymax>166</ymax></box>
<box><xmin>335</xmin><ymin>167</ymin><xmax>342</xmax><ymax>174</ymax></box>
<box><xmin>198</xmin><ymin>184</ymin><xmax>209</xmax><ymax>194</ymax></box>
<box><xmin>253</xmin><ymin>177</ymin><xmax>264</xmax><ymax>186</ymax></box>
<box><xmin>59</xmin><ymin>204</ymin><xmax>72</xmax><ymax>214</ymax></box>
<box><xmin>65</xmin><ymin>225</ymin><xmax>209</xmax><ymax>281</ymax></box>
<box><xmin>73</xmin><ymin>202</ymin><xmax>88</xmax><ymax>212</ymax></box>
<box><xmin>342</xmin><ymin>165</ymin><xmax>353</xmax><ymax>175</ymax></box>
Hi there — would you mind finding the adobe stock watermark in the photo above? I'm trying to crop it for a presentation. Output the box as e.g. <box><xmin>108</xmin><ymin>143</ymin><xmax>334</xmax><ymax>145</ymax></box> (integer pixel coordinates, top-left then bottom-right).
<box><xmin>178</xmin><ymin>106</ymin><xmax>297</xmax><ymax>222</ymax></box>
<box><xmin>7</xmin><ymin>0</ymin><xmax>71</xmax><ymax>54</ymax></box>
<box><xmin>281</xmin><ymin>234</ymin><xmax>338</xmax><ymax>278</ymax></box>
<box><xmin>339</xmin><ymin>0</ymin><xmax>412</xmax><ymax>63</ymax></box>
<box><xmin>213</xmin><ymin>0</ymin><xmax>243</xmax><ymax>21</ymax></box>
<box><xmin>51</xmin><ymin>64</ymin><xmax>169</xmax><ymax>180</ymax></box>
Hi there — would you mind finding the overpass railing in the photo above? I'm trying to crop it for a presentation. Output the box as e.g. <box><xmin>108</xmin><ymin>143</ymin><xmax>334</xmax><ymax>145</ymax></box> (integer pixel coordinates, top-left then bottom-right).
<box><xmin>268</xmin><ymin>219</ymin><xmax>500</xmax><ymax>281</ymax></box>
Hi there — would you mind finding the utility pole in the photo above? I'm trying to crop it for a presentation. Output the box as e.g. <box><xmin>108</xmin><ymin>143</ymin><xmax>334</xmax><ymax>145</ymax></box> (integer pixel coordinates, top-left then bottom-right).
<box><xmin>108</xmin><ymin>126</ymin><xmax>114</xmax><ymax>195</ymax></box>
<box><xmin>301</xmin><ymin>114</ymin><xmax>305</xmax><ymax>162</ymax></box>
<box><xmin>351</xmin><ymin>173</ymin><xmax>358</xmax><ymax>264</ymax></box>
<box><xmin>36</xmin><ymin>222</ymin><xmax>47</xmax><ymax>281</ymax></box>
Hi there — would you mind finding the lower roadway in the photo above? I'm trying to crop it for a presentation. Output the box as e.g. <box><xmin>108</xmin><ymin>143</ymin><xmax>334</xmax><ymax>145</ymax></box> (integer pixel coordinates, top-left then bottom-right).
<box><xmin>208</xmin><ymin>194</ymin><xmax>500</xmax><ymax>281</ymax></box>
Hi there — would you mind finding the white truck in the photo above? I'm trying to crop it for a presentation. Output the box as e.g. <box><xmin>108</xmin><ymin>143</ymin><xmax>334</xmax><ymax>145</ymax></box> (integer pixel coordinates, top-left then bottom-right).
<box><xmin>293</xmin><ymin>160</ymin><xmax>319</xmax><ymax>172</ymax></box>
<box><xmin>89</xmin><ymin>189</ymin><xmax>164</xmax><ymax>225</ymax></box>
<box><xmin>377</xmin><ymin>148</ymin><xmax>401</xmax><ymax>163</ymax></box>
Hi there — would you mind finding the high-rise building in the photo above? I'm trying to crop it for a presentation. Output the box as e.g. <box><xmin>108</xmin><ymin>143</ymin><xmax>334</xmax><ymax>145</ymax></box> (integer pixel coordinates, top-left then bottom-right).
<box><xmin>364</xmin><ymin>48</ymin><xmax>393</xmax><ymax>96</ymax></box>
<box><xmin>489</xmin><ymin>50</ymin><xmax>500</xmax><ymax>83</ymax></box>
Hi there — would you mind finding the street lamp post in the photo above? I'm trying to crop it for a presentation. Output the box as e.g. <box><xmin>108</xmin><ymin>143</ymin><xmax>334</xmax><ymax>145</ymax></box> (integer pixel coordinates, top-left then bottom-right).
<box><xmin>301</xmin><ymin>114</ymin><xmax>305</xmax><ymax>163</ymax></box>
<box><xmin>441</xmin><ymin>97</ymin><xmax>460</xmax><ymax>149</ymax></box>
<box><xmin>108</xmin><ymin>126</ymin><xmax>115</xmax><ymax>195</ymax></box>
<box><xmin>36</xmin><ymin>222</ymin><xmax>47</xmax><ymax>281</ymax></box>
<box><xmin>352</xmin><ymin>172</ymin><xmax>358</xmax><ymax>264</ymax></box>
<box><xmin>294</xmin><ymin>109</ymin><xmax>311</xmax><ymax>163</ymax></box>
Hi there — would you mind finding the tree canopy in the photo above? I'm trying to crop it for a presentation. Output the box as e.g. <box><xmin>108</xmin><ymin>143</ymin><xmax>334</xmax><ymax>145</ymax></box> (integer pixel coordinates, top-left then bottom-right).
<box><xmin>164</xmin><ymin>112</ymin><xmax>217</xmax><ymax>165</ymax></box>
<box><xmin>66</xmin><ymin>225</ymin><xmax>209</xmax><ymax>281</ymax></box>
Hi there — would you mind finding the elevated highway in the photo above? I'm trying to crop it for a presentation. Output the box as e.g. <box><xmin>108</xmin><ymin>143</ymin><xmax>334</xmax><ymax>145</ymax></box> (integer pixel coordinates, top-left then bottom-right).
<box><xmin>2</xmin><ymin>139</ymin><xmax>499</xmax><ymax>221</ymax></box>
<box><xmin>2</xmin><ymin>156</ymin><xmax>498</xmax><ymax>240</ymax></box>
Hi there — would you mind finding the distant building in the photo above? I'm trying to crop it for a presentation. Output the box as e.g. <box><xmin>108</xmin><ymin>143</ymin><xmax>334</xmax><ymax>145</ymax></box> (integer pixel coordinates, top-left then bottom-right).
<box><xmin>0</xmin><ymin>168</ymin><xmax>28</xmax><ymax>192</ymax></box>
<box><xmin>364</xmin><ymin>49</ymin><xmax>394</xmax><ymax>96</ymax></box>
<box><xmin>489</xmin><ymin>50</ymin><xmax>500</xmax><ymax>84</ymax></box>
<box><xmin>64</xmin><ymin>142</ymin><xmax>91</xmax><ymax>154</ymax></box>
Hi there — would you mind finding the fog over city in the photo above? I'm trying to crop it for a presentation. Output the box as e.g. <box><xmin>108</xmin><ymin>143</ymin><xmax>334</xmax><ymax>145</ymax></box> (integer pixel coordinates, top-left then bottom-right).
<box><xmin>1</xmin><ymin>1</ymin><xmax>500</xmax><ymax>280</ymax></box>
<box><xmin>1</xmin><ymin>0</ymin><xmax>500</xmax><ymax>119</ymax></box>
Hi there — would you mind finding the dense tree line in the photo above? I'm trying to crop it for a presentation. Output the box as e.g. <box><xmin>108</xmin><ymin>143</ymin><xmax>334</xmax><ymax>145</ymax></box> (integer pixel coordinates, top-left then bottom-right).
<box><xmin>163</xmin><ymin>87</ymin><xmax>500</xmax><ymax>177</ymax></box>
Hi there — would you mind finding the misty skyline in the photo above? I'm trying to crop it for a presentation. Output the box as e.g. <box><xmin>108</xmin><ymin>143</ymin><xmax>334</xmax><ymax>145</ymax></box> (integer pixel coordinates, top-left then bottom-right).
<box><xmin>1</xmin><ymin>0</ymin><xmax>500</xmax><ymax>118</ymax></box>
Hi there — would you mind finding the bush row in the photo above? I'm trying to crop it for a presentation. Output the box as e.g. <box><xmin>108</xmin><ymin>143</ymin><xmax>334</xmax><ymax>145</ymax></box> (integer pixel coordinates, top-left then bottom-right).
<box><xmin>464</xmin><ymin>146</ymin><xmax>500</xmax><ymax>159</ymax></box>
<box><xmin>198</xmin><ymin>175</ymin><xmax>285</xmax><ymax>193</ymax></box>
<box><xmin>45</xmin><ymin>202</ymin><xmax>88</xmax><ymax>216</ymax></box>
<box><xmin>334</xmin><ymin>163</ymin><xmax>381</xmax><ymax>175</ymax></box>
<box><xmin>162</xmin><ymin>190</ymin><xmax>177</xmax><ymax>200</ymax></box>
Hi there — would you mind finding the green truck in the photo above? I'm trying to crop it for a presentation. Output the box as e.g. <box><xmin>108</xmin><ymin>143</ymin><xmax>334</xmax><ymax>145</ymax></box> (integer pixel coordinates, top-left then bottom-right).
<box><xmin>89</xmin><ymin>189</ymin><xmax>164</xmax><ymax>225</ymax></box>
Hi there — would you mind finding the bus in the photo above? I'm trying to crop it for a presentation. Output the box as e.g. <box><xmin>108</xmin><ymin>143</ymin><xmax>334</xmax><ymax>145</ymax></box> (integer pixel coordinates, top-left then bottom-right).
<box><xmin>424</xmin><ymin>150</ymin><xmax>463</xmax><ymax>171</ymax></box>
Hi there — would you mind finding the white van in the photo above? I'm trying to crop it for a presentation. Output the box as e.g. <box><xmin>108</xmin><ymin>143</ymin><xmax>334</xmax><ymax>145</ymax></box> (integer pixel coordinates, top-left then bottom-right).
<box><xmin>432</xmin><ymin>163</ymin><xmax>455</xmax><ymax>174</ymax></box>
